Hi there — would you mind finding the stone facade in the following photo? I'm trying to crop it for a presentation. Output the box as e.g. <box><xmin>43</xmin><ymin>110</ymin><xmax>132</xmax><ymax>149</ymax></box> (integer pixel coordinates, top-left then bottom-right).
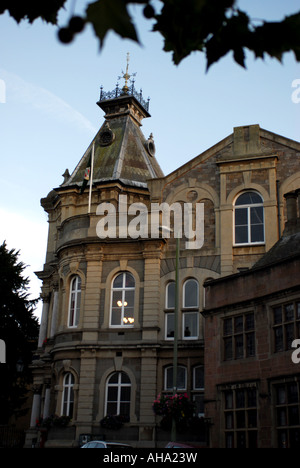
<box><xmin>25</xmin><ymin>78</ymin><xmax>300</xmax><ymax>447</ymax></box>
<box><xmin>203</xmin><ymin>190</ymin><xmax>300</xmax><ymax>448</ymax></box>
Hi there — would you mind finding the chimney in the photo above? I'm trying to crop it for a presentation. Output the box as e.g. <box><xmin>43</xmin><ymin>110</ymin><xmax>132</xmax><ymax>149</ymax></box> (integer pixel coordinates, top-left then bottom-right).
<box><xmin>283</xmin><ymin>190</ymin><xmax>300</xmax><ymax>236</ymax></box>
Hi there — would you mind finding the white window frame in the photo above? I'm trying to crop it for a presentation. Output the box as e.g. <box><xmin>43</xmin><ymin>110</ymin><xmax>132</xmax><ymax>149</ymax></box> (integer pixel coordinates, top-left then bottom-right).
<box><xmin>182</xmin><ymin>311</ymin><xmax>199</xmax><ymax>340</ymax></box>
<box><xmin>234</xmin><ymin>191</ymin><xmax>265</xmax><ymax>246</ymax></box>
<box><xmin>165</xmin><ymin>281</ymin><xmax>175</xmax><ymax>309</ymax></box>
<box><xmin>105</xmin><ymin>372</ymin><xmax>131</xmax><ymax>417</ymax></box>
<box><xmin>183</xmin><ymin>279</ymin><xmax>199</xmax><ymax>308</ymax></box>
<box><xmin>165</xmin><ymin>312</ymin><xmax>175</xmax><ymax>340</ymax></box>
<box><xmin>68</xmin><ymin>275</ymin><xmax>81</xmax><ymax>328</ymax></box>
<box><xmin>110</xmin><ymin>272</ymin><xmax>135</xmax><ymax>328</ymax></box>
<box><xmin>61</xmin><ymin>372</ymin><xmax>74</xmax><ymax>417</ymax></box>
<box><xmin>164</xmin><ymin>365</ymin><xmax>187</xmax><ymax>391</ymax></box>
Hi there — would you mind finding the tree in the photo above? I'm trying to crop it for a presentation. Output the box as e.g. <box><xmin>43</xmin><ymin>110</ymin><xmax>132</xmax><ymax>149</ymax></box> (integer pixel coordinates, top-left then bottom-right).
<box><xmin>0</xmin><ymin>241</ymin><xmax>39</xmax><ymax>424</ymax></box>
<box><xmin>1</xmin><ymin>0</ymin><xmax>300</xmax><ymax>69</ymax></box>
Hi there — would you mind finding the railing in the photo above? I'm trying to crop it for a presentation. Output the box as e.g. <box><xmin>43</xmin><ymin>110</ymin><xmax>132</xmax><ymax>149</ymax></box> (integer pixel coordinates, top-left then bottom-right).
<box><xmin>99</xmin><ymin>83</ymin><xmax>150</xmax><ymax>112</ymax></box>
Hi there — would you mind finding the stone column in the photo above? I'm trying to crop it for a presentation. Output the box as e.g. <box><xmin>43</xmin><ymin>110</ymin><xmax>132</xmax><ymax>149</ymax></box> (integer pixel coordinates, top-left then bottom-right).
<box><xmin>43</xmin><ymin>383</ymin><xmax>51</xmax><ymax>420</ymax></box>
<box><xmin>30</xmin><ymin>387</ymin><xmax>42</xmax><ymax>427</ymax></box>
<box><xmin>50</xmin><ymin>286</ymin><xmax>59</xmax><ymax>338</ymax></box>
<box><xmin>38</xmin><ymin>294</ymin><xmax>50</xmax><ymax>348</ymax></box>
<box><xmin>76</xmin><ymin>349</ymin><xmax>97</xmax><ymax>438</ymax></box>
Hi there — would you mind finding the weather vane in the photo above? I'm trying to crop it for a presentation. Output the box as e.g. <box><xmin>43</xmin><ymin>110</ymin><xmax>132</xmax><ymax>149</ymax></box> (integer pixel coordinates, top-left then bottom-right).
<box><xmin>118</xmin><ymin>52</ymin><xmax>136</xmax><ymax>94</ymax></box>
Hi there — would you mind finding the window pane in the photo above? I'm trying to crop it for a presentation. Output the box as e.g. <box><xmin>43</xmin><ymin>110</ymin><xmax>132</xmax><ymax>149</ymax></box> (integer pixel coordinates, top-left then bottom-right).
<box><xmin>250</xmin><ymin>206</ymin><xmax>264</xmax><ymax>225</ymax></box>
<box><xmin>287</xmin><ymin>383</ymin><xmax>298</xmax><ymax>404</ymax></box>
<box><xmin>235</xmin><ymin>225</ymin><xmax>248</xmax><ymax>244</ymax></box>
<box><xmin>166</xmin><ymin>313</ymin><xmax>174</xmax><ymax>338</ymax></box>
<box><xmin>113</xmin><ymin>273</ymin><xmax>124</xmax><ymax>288</ymax></box>
<box><xmin>177</xmin><ymin>366</ymin><xmax>186</xmax><ymax>390</ymax></box>
<box><xmin>235</xmin><ymin>334</ymin><xmax>244</xmax><ymax>358</ymax></box>
<box><xmin>121</xmin><ymin>387</ymin><xmax>131</xmax><ymax>401</ymax></box>
<box><xmin>166</xmin><ymin>282</ymin><xmax>175</xmax><ymax>309</ymax></box>
<box><xmin>225</xmin><ymin>391</ymin><xmax>233</xmax><ymax>409</ymax></box>
<box><xmin>235</xmin><ymin>208</ymin><xmax>248</xmax><ymax>225</ymax></box>
<box><xmin>224</xmin><ymin>318</ymin><xmax>232</xmax><ymax>336</ymax></box>
<box><xmin>120</xmin><ymin>402</ymin><xmax>130</xmax><ymax>416</ymax></box>
<box><xmin>111</xmin><ymin>308</ymin><xmax>121</xmax><ymax>325</ymax></box>
<box><xmin>106</xmin><ymin>402</ymin><xmax>117</xmax><ymax>415</ymax></box>
<box><xmin>125</xmin><ymin>273</ymin><xmax>135</xmax><ymax>288</ymax></box>
<box><xmin>165</xmin><ymin>366</ymin><xmax>186</xmax><ymax>390</ymax></box>
<box><xmin>251</xmin><ymin>223</ymin><xmax>264</xmax><ymax>243</ymax></box>
<box><xmin>112</xmin><ymin>290</ymin><xmax>122</xmax><ymax>308</ymax></box>
<box><xmin>234</xmin><ymin>316</ymin><xmax>243</xmax><ymax>333</ymax></box>
<box><xmin>236</xmin><ymin>192</ymin><xmax>263</xmax><ymax>206</ymax></box>
<box><xmin>183</xmin><ymin>312</ymin><xmax>198</xmax><ymax>338</ymax></box>
<box><xmin>125</xmin><ymin>289</ymin><xmax>134</xmax><ymax>307</ymax></box>
<box><xmin>285</xmin><ymin>304</ymin><xmax>294</xmax><ymax>322</ymax></box>
<box><xmin>194</xmin><ymin>366</ymin><xmax>204</xmax><ymax>390</ymax></box>
<box><xmin>236</xmin><ymin>389</ymin><xmax>245</xmax><ymax>408</ymax></box>
<box><xmin>247</xmin><ymin>388</ymin><xmax>257</xmax><ymax>407</ymax></box>
<box><xmin>107</xmin><ymin>387</ymin><xmax>118</xmax><ymax>401</ymax></box>
<box><xmin>184</xmin><ymin>280</ymin><xmax>198</xmax><ymax>307</ymax></box>
<box><xmin>121</xmin><ymin>372</ymin><xmax>131</xmax><ymax>384</ymax></box>
<box><xmin>245</xmin><ymin>314</ymin><xmax>254</xmax><ymax>331</ymax></box>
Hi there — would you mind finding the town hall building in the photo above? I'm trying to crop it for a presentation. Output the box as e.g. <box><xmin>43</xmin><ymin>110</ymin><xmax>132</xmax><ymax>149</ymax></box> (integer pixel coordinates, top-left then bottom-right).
<box><xmin>25</xmin><ymin>62</ymin><xmax>300</xmax><ymax>448</ymax></box>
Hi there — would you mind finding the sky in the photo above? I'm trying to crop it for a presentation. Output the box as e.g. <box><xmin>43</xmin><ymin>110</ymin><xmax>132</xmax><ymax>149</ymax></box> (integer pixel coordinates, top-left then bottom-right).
<box><xmin>0</xmin><ymin>0</ymin><xmax>299</xmax><ymax>320</ymax></box>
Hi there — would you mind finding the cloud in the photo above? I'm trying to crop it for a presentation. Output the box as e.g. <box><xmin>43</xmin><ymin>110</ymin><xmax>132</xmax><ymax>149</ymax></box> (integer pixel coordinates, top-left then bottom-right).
<box><xmin>0</xmin><ymin>208</ymin><xmax>48</xmax><ymax>321</ymax></box>
<box><xmin>0</xmin><ymin>68</ymin><xmax>97</xmax><ymax>135</ymax></box>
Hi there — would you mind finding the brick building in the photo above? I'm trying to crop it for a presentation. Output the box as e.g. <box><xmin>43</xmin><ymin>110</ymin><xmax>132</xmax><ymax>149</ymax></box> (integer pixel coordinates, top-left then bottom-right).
<box><xmin>25</xmin><ymin>62</ymin><xmax>300</xmax><ymax>447</ymax></box>
<box><xmin>203</xmin><ymin>189</ymin><xmax>300</xmax><ymax>448</ymax></box>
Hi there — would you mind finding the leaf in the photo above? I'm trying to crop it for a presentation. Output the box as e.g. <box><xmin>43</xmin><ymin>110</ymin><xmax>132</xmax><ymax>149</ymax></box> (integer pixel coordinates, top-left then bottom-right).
<box><xmin>86</xmin><ymin>0</ymin><xmax>139</xmax><ymax>47</ymax></box>
<box><xmin>1</xmin><ymin>0</ymin><xmax>66</xmax><ymax>24</ymax></box>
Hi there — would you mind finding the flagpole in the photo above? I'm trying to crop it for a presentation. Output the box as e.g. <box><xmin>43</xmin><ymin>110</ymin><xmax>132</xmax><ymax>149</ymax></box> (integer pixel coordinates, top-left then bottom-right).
<box><xmin>88</xmin><ymin>142</ymin><xmax>95</xmax><ymax>214</ymax></box>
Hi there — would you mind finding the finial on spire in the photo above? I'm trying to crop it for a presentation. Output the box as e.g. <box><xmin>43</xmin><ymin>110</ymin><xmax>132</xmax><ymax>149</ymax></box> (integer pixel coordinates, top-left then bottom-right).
<box><xmin>119</xmin><ymin>52</ymin><xmax>136</xmax><ymax>94</ymax></box>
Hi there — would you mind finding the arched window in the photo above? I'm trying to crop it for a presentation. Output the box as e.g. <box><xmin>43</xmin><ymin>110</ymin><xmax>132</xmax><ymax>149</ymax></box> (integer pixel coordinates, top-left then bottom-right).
<box><xmin>68</xmin><ymin>276</ymin><xmax>81</xmax><ymax>328</ymax></box>
<box><xmin>110</xmin><ymin>272</ymin><xmax>135</xmax><ymax>327</ymax></box>
<box><xmin>164</xmin><ymin>365</ymin><xmax>187</xmax><ymax>391</ymax></box>
<box><xmin>183</xmin><ymin>279</ymin><xmax>199</xmax><ymax>308</ymax></box>
<box><xmin>105</xmin><ymin>372</ymin><xmax>131</xmax><ymax>417</ymax></box>
<box><xmin>183</xmin><ymin>279</ymin><xmax>199</xmax><ymax>340</ymax></box>
<box><xmin>234</xmin><ymin>191</ymin><xmax>264</xmax><ymax>245</ymax></box>
<box><xmin>61</xmin><ymin>373</ymin><xmax>74</xmax><ymax>417</ymax></box>
<box><xmin>166</xmin><ymin>281</ymin><xmax>175</xmax><ymax>309</ymax></box>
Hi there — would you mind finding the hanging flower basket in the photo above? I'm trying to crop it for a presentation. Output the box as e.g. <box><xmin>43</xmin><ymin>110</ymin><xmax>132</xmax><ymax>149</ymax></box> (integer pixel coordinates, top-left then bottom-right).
<box><xmin>152</xmin><ymin>393</ymin><xmax>197</xmax><ymax>431</ymax></box>
<box><xmin>100</xmin><ymin>414</ymin><xmax>130</xmax><ymax>430</ymax></box>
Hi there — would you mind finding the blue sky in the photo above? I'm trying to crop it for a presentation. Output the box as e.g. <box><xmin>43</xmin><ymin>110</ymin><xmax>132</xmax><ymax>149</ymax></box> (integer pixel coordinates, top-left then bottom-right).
<box><xmin>0</xmin><ymin>0</ymin><xmax>299</xmax><ymax>319</ymax></box>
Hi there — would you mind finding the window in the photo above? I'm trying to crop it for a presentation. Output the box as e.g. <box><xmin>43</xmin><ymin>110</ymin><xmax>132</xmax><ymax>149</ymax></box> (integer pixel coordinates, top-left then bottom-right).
<box><xmin>223</xmin><ymin>313</ymin><xmax>255</xmax><ymax>360</ymax></box>
<box><xmin>164</xmin><ymin>279</ymin><xmax>199</xmax><ymax>340</ymax></box>
<box><xmin>275</xmin><ymin>381</ymin><xmax>300</xmax><ymax>448</ymax></box>
<box><xmin>193</xmin><ymin>366</ymin><xmax>204</xmax><ymax>417</ymax></box>
<box><xmin>166</xmin><ymin>282</ymin><xmax>175</xmax><ymax>309</ymax></box>
<box><xmin>164</xmin><ymin>366</ymin><xmax>187</xmax><ymax>391</ymax></box>
<box><xmin>61</xmin><ymin>373</ymin><xmax>74</xmax><ymax>417</ymax></box>
<box><xmin>183</xmin><ymin>312</ymin><xmax>199</xmax><ymax>339</ymax></box>
<box><xmin>224</xmin><ymin>386</ymin><xmax>258</xmax><ymax>448</ymax></box>
<box><xmin>105</xmin><ymin>372</ymin><xmax>131</xmax><ymax>417</ymax></box>
<box><xmin>234</xmin><ymin>192</ymin><xmax>264</xmax><ymax>245</ymax></box>
<box><xmin>165</xmin><ymin>313</ymin><xmax>175</xmax><ymax>339</ymax></box>
<box><xmin>183</xmin><ymin>279</ymin><xmax>199</xmax><ymax>308</ymax></box>
<box><xmin>273</xmin><ymin>302</ymin><xmax>300</xmax><ymax>352</ymax></box>
<box><xmin>68</xmin><ymin>276</ymin><xmax>81</xmax><ymax>328</ymax></box>
<box><xmin>110</xmin><ymin>272</ymin><xmax>135</xmax><ymax>327</ymax></box>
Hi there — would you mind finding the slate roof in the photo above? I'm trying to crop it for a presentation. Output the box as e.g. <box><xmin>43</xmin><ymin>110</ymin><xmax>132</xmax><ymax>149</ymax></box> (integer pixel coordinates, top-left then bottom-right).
<box><xmin>62</xmin><ymin>96</ymin><xmax>164</xmax><ymax>190</ymax></box>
